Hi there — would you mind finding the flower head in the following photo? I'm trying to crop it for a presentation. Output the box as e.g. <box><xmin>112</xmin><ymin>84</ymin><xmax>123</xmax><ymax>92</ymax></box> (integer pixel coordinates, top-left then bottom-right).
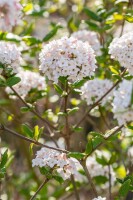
<box><xmin>109</xmin><ymin>32</ymin><xmax>133</xmax><ymax>75</ymax></box>
<box><xmin>0</xmin><ymin>0</ymin><xmax>22</xmax><ymax>31</ymax></box>
<box><xmin>81</xmin><ymin>79</ymin><xmax>113</xmax><ymax>106</ymax></box>
<box><xmin>0</xmin><ymin>41</ymin><xmax>21</xmax><ymax>73</ymax></box>
<box><xmin>6</xmin><ymin>69</ymin><xmax>46</xmax><ymax>99</ymax></box>
<box><xmin>92</xmin><ymin>197</ymin><xmax>106</xmax><ymax>200</ymax></box>
<box><xmin>71</xmin><ymin>30</ymin><xmax>101</xmax><ymax>56</ymax></box>
<box><xmin>39</xmin><ymin>36</ymin><xmax>97</xmax><ymax>83</ymax></box>
<box><xmin>112</xmin><ymin>79</ymin><xmax>133</xmax><ymax>125</ymax></box>
<box><xmin>32</xmin><ymin>147</ymin><xmax>78</xmax><ymax>180</ymax></box>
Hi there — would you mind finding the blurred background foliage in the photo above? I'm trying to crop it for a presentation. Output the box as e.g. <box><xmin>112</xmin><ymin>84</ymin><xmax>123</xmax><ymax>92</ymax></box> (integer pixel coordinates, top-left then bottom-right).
<box><xmin>0</xmin><ymin>0</ymin><xmax>133</xmax><ymax>199</ymax></box>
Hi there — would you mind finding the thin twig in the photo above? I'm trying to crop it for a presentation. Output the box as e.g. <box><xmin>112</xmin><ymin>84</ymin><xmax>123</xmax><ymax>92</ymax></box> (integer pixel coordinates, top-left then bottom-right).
<box><xmin>10</xmin><ymin>87</ymin><xmax>59</xmax><ymax>148</ymax></box>
<box><xmin>10</xmin><ymin>87</ymin><xmax>56</xmax><ymax>130</ymax></box>
<box><xmin>85</xmin><ymin>124</ymin><xmax>124</xmax><ymax>159</ymax></box>
<box><xmin>74</xmin><ymin>69</ymin><xmax>127</xmax><ymax>130</ymax></box>
<box><xmin>0</xmin><ymin>124</ymin><xmax>69</xmax><ymax>153</ymax></box>
<box><xmin>71</xmin><ymin>175</ymin><xmax>80</xmax><ymax>200</ymax></box>
<box><xmin>81</xmin><ymin>161</ymin><xmax>98</xmax><ymax>198</ymax></box>
<box><xmin>30</xmin><ymin>178</ymin><xmax>49</xmax><ymax>200</ymax></box>
<box><xmin>99</xmin><ymin>106</ymin><xmax>110</xmax><ymax>129</ymax></box>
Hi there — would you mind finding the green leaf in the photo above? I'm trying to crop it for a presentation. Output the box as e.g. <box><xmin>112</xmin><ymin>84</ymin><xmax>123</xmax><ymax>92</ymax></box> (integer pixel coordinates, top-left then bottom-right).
<box><xmin>68</xmin><ymin>152</ymin><xmax>85</xmax><ymax>160</ymax></box>
<box><xmin>92</xmin><ymin>135</ymin><xmax>103</xmax><ymax>149</ymax></box>
<box><xmin>53</xmin><ymin>175</ymin><xmax>64</xmax><ymax>184</ymax></box>
<box><xmin>67</xmin><ymin>107</ymin><xmax>79</xmax><ymax>115</ymax></box>
<box><xmin>119</xmin><ymin>179</ymin><xmax>131</xmax><ymax>197</ymax></box>
<box><xmin>43</xmin><ymin>25</ymin><xmax>62</xmax><ymax>42</ymax></box>
<box><xmin>20</xmin><ymin>107</ymin><xmax>31</xmax><ymax>113</ymax></box>
<box><xmin>72</xmin><ymin>79</ymin><xmax>88</xmax><ymax>88</ymax></box>
<box><xmin>0</xmin><ymin>150</ymin><xmax>8</xmax><ymax>168</ymax></box>
<box><xmin>85</xmin><ymin>139</ymin><xmax>93</xmax><ymax>154</ymax></box>
<box><xmin>22</xmin><ymin>36</ymin><xmax>41</xmax><ymax>46</ymax></box>
<box><xmin>34</xmin><ymin>125</ymin><xmax>40</xmax><ymax>140</ymax></box>
<box><xmin>6</xmin><ymin>76</ymin><xmax>21</xmax><ymax>87</ymax></box>
<box><xmin>72</xmin><ymin>126</ymin><xmax>83</xmax><ymax>132</ymax></box>
<box><xmin>96</xmin><ymin>156</ymin><xmax>108</xmax><ymax>166</ymax></box>
<box><xmin>22</xmin><ymin>124</ymin><xmax>34</xmax><ymax>138</ymax></box>
<box><xmin>0</xmin><ymin>75</ymin><xmax>6</xmax><ymax>87</ymax></box>
<box><xmin>53</xmin><ymin>84</ymin><xmax>63</xmax><ymax>95</ymax></box>
<box><xmin>125</xmin><ymin>14</ymin><xmax>133</xmax><ymax>22</ymax></box>
<box><xmin>83</xmin><ymin>7</ymin><xmax>101</xmax><ymax>21</ymax></box>
<box><xmin>109</xmin><ymin>153</ymin><xmax>117</xmax><ymax>164</ymax></box>
<box><xmin>39</xmin><ymin>167</ymin><xmax>52</xmax><ymax>179</ymax></box>
<box><xmin>85</xmin><ymin>20</ymin><xmax>100</xmax><ymax>31</ymax></box>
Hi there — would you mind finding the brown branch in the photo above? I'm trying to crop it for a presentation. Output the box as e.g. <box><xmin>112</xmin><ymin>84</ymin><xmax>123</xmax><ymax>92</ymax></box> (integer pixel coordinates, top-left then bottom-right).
<box><xmin>86</xmin><ymin>124</ymin><xmax>124</xmax><ymax>159</ymax></box>
<box><xmin>71</xmin><ymin>175</ymin><xmax>80</xmax><ymax>200</ymax></box>
<box><xmin>30</xmin><ymin>178</ymin><xmax>49</xmax><ymax>200</ymax></box>
<box><xmin>10</xmin><ymin>87</ymin><xmax>56</xmax><ymax>130</ymax></box>
<box><xmin>74</xmin><ymin>69</ymin><xmax>127</xmax><ymax>130</ymax></box>
<box><xmin>0</xmin><ymin>124</ymin><xmax>69</xmax><ymax>153</ymax></box>
<box><xmin>81</xmin><ymin>160</ymin><xmax>98</xmax><ymax>198</ymax></box>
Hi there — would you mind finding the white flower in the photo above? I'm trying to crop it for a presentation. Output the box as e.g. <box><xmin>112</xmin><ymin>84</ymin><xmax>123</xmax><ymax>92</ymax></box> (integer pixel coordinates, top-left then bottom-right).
<box><xmin>109</xmin><ymin>32</ymin><xmax>133</xmax><ymax>75</ymax></box>
<box><xmin>112</xmin><ymin>80</ymin><xmax>133</xmax><ymax>125</ymax></box>
<box><xmin>32</xmin><ymin>147</ymin><xmax>79</xmax><ymax>180</ymax></box>
<box><xmin>39</xmin><ymin>36</ymin><xmax>97</xmax><ymax>83</ymax></box>
<box><xmin>0</xmin><ymin>0</ymin><xmax>22</xmax><ymax>31</ymax></box>
<box><xmin>81</xmin><ymin>79</ymin><xmax>113</xmax><ymax>106</ymax></box>
<box><xmin>6</xmin><ymin>69</ymin><xmax>46</xmax><ymax>99</ymax></box>
<box><xmin>71</xmin><ymin>30</ymin><xmax>101</xmax><ymax>56</ymax></box>
<box><xmin>0</xmin><ymin>41</ymin><xmax>21</xmax><ymax>73</ymax></box>
<box><xmin>92</xmin><ymin>196</ymin><xmax>106</xmax><ymax>200</ymax></box>
<box><xmin>86</xmin><ymin>150</ymin><xmax>116</xmax><ymax>188</ymax></box>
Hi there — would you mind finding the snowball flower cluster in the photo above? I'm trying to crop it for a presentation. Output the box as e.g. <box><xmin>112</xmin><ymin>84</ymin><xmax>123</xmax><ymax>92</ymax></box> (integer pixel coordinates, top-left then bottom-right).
<box><xmin>92</xmin><ymin>197</ymin><xmax>106</xmax><ymax>200</ymax></box>
<box><xmin>6</xmin><ymin>69</ymin><xmax>46</xmax><ymax>99</ymax></box>
<box><xmin>39</xmin><ymin>36</ymin><xmax>97</xmax><ymax>83</ymax></box>
<box><xmin>71</xmin><ymin>30</ymin><xmax>101</xmax><ymax>56</ymax></box>
<box><xmin>109</xmin><ymin>32</ymin><xmax>133</xmax><ymax>75</ymax></box>
<box><xmin>112</xmin><ymin>80</ymin><xmax>133</xmax><ymax>125</ymax></box>
<box><xmin>81</xmin><ymin>79</ymin><xmax>113</xmax><ymax>106</ymax></box>
<box><xmin>0</xmin><ymin>0</ymin><xmax>22</xmax><ymax>31</ymax></box>
<box><xmin>0</xmin><ymin>41</ymin><xmax>21</xmax><ymax>74</ymax></box>
<box><xmin>86</xmin><ymin>150</ymin><xmax>116</xmax><ymax>188</ymax></box>
<box><xmin>32</xmin><ymin>147</ymin><xmax>79</xmax><ymax>180</ymax></box>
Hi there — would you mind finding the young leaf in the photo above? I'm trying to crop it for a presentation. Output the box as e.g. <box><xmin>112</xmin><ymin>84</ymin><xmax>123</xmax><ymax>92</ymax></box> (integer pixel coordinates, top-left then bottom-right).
<box><xmin>85</xmin><ymin>139</ymin><xmax>93</xmax><ymax>154</ymax></box>
<box><xmin>6</xmin><ymin>76</ymin><xmax>21</xmax><ymax>87</ymax></box>
<box><xmin>43</xmin><ymin>25</ymin><xmax>62</xmax><ymax>42</ymax></box>
<box><xmin>22</xmin><ymin>124</ymin><xmax>34</xmax><ymax>138</ymax></box>
<box><xmin>68</xmin><ymin>152</ymin><xmax>85</xmax><ymax>160</ymax></box>
<box><xmin>0</xmin><ymin>150</ymin><xmax>8</xmax><ymax>168</ymax></box>
<box><xmin>119</xmin><ymin>179</ymin><xmax>131</xmax><ymax>197</ymax></box>
<box><xmin>54</xmin><ymin>84</ymin><xmax>63</xmax><ymax>95</ymax></box>
<box><xmin>83</xmin><ymin>7</ymin><xmax>101</xmax><ymax>22</ymax></box>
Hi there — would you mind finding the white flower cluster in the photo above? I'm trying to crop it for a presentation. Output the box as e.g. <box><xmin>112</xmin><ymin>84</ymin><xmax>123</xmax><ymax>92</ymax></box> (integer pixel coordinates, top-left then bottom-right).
<box><xmin>92</xmin><ymin>197</ymin><xmax>106</xmax><ymax>200</ymax></box>
<box><xmin>112</xmin><ymin>80</ymin><xmax>133</xmax><ymax>125</ymax></box>
<box><xmin>6</xmin><ymin>69</ymin><xmax>46</xmax><ymax>99</ymax></box>
<box><xmin>128</xmin><ymin>146</ymin><xmax>133</xmax><ymax>164</ymax></box>
<box><xmin>81</xmin><ymin>79</ymin><xmax>113</xmax><ymax>106</ymax></box>
<box><xmin>0</xmin><ymin>0</ymin><xmax>22</xmax><ymax>31</ymax></box>
<box><xmin>0</xmin><ymin>41</ymin><xmax>21</xmax><ymax>74</ymax></box>
<box><xmin>32</xmin><ymin>147</ymin><xmax>79</xmax><ymax>180</ymax></box>
<box><xmin>86</xmin><ymin>151</ymin><xmax>116</xmax><ymax>188</ymax></box>
<box><xmin>71</xmin><ymin>30</ymin><xmax>101</xmax><ymax>56</ymax></box>
<box><xmin>109</xmin><ymin>32</ymin><xmax>133</xmax><ymax>75</ymax></box>
<box><xmin>39</xmin><ymin>36</ymin><xmax>97</xmax><ymax>83</ymax></box>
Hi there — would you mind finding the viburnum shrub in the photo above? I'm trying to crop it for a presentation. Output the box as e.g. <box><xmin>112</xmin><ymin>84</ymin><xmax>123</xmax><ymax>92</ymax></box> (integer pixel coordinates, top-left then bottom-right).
<box><xmin>0</xmin><ymin>0</ymin><xmax>133</xmax><ymax>200</ymax></box>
